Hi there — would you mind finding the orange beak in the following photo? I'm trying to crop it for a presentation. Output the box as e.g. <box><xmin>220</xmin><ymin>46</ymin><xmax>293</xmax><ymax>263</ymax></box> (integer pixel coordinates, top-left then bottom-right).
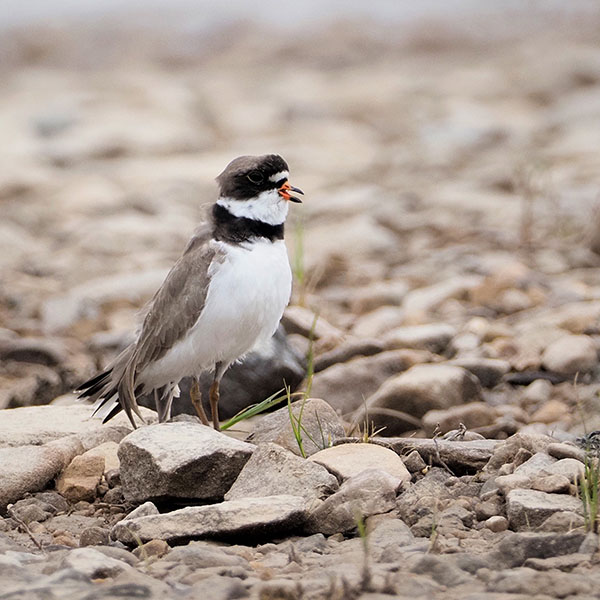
<box><xmin>278</xmin><ymin>181</ymin><xmax>304</xmax><ymax>203</ymax></box>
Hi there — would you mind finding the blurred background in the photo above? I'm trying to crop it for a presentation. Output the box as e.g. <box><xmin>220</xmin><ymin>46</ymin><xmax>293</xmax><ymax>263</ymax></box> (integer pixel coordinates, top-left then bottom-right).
<box><xmin>2</xmin><ymin>1</ymin><xmax>600</xmax><ymax>436</ymax></box>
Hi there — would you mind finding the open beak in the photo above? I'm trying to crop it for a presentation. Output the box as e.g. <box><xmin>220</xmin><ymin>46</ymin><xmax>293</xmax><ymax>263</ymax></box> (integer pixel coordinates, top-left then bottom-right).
<box><xmin>278</xmin><ymin>181</ymin><xmax>304</xmax><ymax>203</ymax></box>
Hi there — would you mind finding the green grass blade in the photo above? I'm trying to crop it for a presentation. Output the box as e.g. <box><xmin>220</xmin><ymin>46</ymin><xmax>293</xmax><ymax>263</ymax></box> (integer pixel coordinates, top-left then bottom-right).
<box><xmin>220</xmin><ymin>388</ymin><xmax>286</xmax><ymax>430</ymax></box>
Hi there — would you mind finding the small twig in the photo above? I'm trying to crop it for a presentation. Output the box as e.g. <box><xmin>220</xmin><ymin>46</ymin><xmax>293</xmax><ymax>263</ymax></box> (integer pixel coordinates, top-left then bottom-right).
<box><xmin>7</xmin><ymin>507</ymin><xmax>45</xmax><ymax>552</ymax></box>
<box><xmin>432</xmin><ymin>425</ymin><xmax>456</xmax><ymax>476</ymax></box>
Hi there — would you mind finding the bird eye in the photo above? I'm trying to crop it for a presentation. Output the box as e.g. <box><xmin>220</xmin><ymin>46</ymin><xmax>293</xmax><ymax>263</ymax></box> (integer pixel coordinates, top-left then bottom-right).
<box><xmin>247</xmin><ymin>170</ymin><xmax>263</xmax><ymax>184</ymax></box>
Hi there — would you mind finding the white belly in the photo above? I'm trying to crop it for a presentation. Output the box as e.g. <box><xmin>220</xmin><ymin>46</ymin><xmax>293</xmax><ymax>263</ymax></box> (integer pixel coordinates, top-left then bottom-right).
<box><xmin>141</xmin><ymin>239</ymin><xmax>292</xmax><ymax>388</ymax></box>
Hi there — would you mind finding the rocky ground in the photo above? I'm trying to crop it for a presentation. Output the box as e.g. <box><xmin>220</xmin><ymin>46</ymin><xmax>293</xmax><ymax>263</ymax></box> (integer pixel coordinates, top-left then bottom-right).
<box><xmin>2</xmin><ymin>7</ymin><xmax>600</xmax><ymax>599</ymax></box>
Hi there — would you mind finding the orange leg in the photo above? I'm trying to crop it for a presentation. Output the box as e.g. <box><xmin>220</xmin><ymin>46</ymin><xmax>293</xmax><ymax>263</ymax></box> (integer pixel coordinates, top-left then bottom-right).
<box><xmin>209</xmin><ymin>379</ymin><xmax>220</xmax><ymax>431</ymax></box>
<box><xmin>190</xmin><ymin>377</ymin><xmax>210</xmax><ymax>426</ymax></box>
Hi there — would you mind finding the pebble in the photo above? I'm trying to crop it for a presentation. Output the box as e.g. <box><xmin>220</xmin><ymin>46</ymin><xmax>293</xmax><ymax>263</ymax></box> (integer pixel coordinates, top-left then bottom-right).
<box><xmin>547</xmin><ymin>442</ymin><xmax>586</xmax><ymax>462</ymax></box>
<box><xmin>484</xmin><ymin>516</ymin><xmax>508</xmax><ymax>533</ymax></box>
<box><xmin>56</xmin><ymin>453</ymin><xmax>105</xmax><ymax>503</ymax></box>
<box><xmin>79</xmin><ymin>526</ymin><xmax>110</xmax><ymax>546</ymax></box>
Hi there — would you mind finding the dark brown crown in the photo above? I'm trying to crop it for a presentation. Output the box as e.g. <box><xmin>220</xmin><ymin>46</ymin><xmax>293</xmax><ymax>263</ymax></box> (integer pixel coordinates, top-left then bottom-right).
<box><xmin>216</xmin><ymin>154</ymin><xmax>289</xmax><ymax>200</ymax></box>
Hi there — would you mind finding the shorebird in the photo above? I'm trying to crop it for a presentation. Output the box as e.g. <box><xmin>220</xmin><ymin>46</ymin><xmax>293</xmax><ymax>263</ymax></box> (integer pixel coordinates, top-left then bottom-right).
<box><xmin>77</xmin><ymin>154</ymin><xmax>303</xmax><ymax>430</ymax></box>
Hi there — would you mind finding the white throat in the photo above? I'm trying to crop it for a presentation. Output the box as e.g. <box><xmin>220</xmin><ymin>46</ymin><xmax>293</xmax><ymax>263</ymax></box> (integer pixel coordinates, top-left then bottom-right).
<box><xmin>217</xmin><ymin>188</ymin><xmax>289</xmax><ymax>225</ymax></box>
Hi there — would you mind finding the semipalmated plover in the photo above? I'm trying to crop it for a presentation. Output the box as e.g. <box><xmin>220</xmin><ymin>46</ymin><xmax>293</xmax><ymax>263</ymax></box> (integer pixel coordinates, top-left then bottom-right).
<box><xmin>77</xmin><ymin>154</ymin><xmax>303</xmax><ymax>430</ymax></box>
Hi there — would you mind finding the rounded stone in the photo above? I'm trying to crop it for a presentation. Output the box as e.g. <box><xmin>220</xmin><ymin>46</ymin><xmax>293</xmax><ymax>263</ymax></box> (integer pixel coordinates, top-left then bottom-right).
<box><xmin>484</xmin><ymin>516</ymin><xmax>507</xmax><ymax>533</ymax></box>
<box><xmin>541</xmin><ymin>334</ymin><xmax>598</xmax><ymax>375</ymax></box>
<box><xmin>308</xmin><ymin>443</ymin><xmax>411</xmax><ymax>485</ymax></box>
<box><xmin>79</xmin><ymin>526</ymin><xmax>110</xmax><ymax>546</ymax></box>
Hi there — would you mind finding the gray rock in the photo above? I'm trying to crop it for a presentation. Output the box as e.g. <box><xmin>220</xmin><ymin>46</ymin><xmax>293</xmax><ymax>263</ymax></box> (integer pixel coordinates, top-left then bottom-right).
<box><xmin>396</xmin><ymin>468</ymin><xmax>454</xmax><ymax>526</ymax></box>
<box><xmin>0</xmin><ymin>335</ymin><xmax>67</xmax><ymax>367</ymax></box>
<box><xmin>487</xmin><ymin>566</ymin><xmax>592</xmax><ymax>597</ymax></box>
<box><xmin>282</xmin><ymin>305</ymin><xmax>344</xmax><ymax>341</ymax></box>
<box><xmin>402</xmin><ymin>449</ymin><xmax>427</xmax><ymax>473</ymax></box>
<box><xmin>531</xmin><ymin>474</ymin><xmax>571</xmax><ymax>494</ymax></box>
<box><xmin>125</xmin><ymin>501</ymin><xmax>159</xmax><ymax>520</ymax></box>
<box><xmin>545</xmin><ymin>458</ymin><xmax>585</xmax><ymax>482</ymax></box>
<box><xmin>537</xmin><ymin>511</ymin><xmax>585</xmax><ymax>533</ymax></box>
<box><xmin>60</xmin><ymin>547</ymin><xmax>132</xmax><ymax>578</ymax></box>
<box><xmin>33</xmin><ymin>491</ymin><xmax>70</xmax><ymax>514</ymax></box>
<box><xmin>492</xmin><ymin>472</ymin><xmax>530</xmax><ymax>495</ymax></box>
<box><xmin>351</xmin><ymin>305</ymin><xmax>404</xmax><ymax>338</ymax></box>
<box><xmin>350</xmin><ymin>280</ymin><xmax>410</xmax><ymax>314</ymax></box>
<box><xmin>0</xmin><ymin>405</ymin><xmax>141</xmax><ymax>449</ymax></box>
<box><xmin>383</xmin><ymin>323</ymin><xmax>457</xmax><ymax>353</ymax></box>
<box><xmin>310</xmin><ymin>350</ymin><xmax>417</xmax><ymax>415</ymax></box>
<box><xmin>111</xmin><ymin>494</ymin><xmax>306</xmax><ymax>544</ymax></box>
<box><xmin>42</xmin><ymin>513</ymin><xmax>105</xmax><ymax>542</ymax></box>
<box><xmin>485</xmin><ymin>431</ymin><xmax>555</xmax><ymax>473</ymax></box>
<box><xmin>388</xmin><ymin>437</ymin><xmax>499</xmax><ymax>471</ymax></box>
<box><xmin>0</xmin><ymin>436</ymin><xmax>83</xmax><ymax>511</ymax></box>
<box><xmin>79</xmin><ymin>526</ymin><xmax>110</xmax><ymax>546</ymax></box>
<box><xmin>186</xmin><ymin>574</ymin><xmax>249</xmax><ymax>600</ymax></box>
<box><xmin>161</xmin><ymin>541</ymin><xmax>248</xmax><ymax>568</ymax></box>
<box><xmin>506</xmin><ymin>489</ymin><xmax>582</xmax><ymax>530</ymax></box>
<box><xmin>447</xmin><ymin>357</ymin><xmax>510</xmax><ymax>388</ymax></box>
<box><xmin>579</xmin><ymin>531</ymin><xmax>599</xmax><ymax>554</ymax></box>
<box><xmin>513</xmin><ymin>451</ymin><xmax>556</xmax><ymax>478</ymax></box>
<box><xmin>484</xmin><ymin>516</ymin><xmax>508</xmax><ymax>532</ymax></box>
<box><xmin>402</xmin><ymin>276</ymin><xmax>482</xmax><ymax>319</ymax></box>
<box><xmin>314</xmin><ymin>338</ymin><xmax>385</xmax><ymax>372</ymax></box>
<box><xmin>521</xmin><ymin>379</ymin><xmax>553</xmax><ymax>404</ymax></box>
<box><xmin>364</xmin><ymin>364</ymin><xmax>483</xmax><ymax>434</ymax></box>
<box><xmin>8</xmin><ymin>497</ymin><xmax>58</xmax><ymax>524</ymax></box>
<box><xmin>306</xmin><ymin>469</ymin><xmax>400</xmax><ymax>535</ymax></box>
<box><xmin>541</xmin><ymin>334</ymin><xmax>598</xmax><ymax>375</ymax></box>
<box><xmin>42</xmin><ymin>268</ymin><xmax>170</xmax><ymax>333</ymax></box>
<box><xmin>224</xmin><ymin>442</ymin><xmax>338</xmax><ymax>504</ymax></box>
<box><xmin>366</xmin><ymin>514</ymin><xmax>415</xmax><ymax>561</ymax></box>
<box><xmin>524</xmin><ymin>552</ymin><xmax>591</xmax><ymax>571</ymax></box>
<box><xmin>409</xmin><ymin>554</ymin><xmax>472</xmax><ymax>587</ymax></box>
<box><xmin>547</xmin><ymin>442</ymin><xmax>586</xmax><ymax>462</ymax></box>
<box><xmin>489</xmin><ymin>531</ymin><xmax>588</xmax><ymax>568</ymax></box>
<box><xmin>118</xmin><ymin>422</ymin><xmax>255</xmax><ymax>502</ymax></box>
<box><xmin>247</xmin><ymin>398</ymin><xmax>345</xmax><ymax>457</ymax></box>
<box><xmin>308</xmin><ymin>443</ymin><xmax>411</xmax><ymax>485</ymax></box>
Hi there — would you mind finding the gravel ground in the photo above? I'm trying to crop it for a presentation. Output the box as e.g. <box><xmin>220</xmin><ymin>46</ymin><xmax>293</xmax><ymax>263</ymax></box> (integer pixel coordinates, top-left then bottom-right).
<box><xmin>2</xmin><ymin>7</ymin><xmax>600</xmax><ymax>599</ymax></box>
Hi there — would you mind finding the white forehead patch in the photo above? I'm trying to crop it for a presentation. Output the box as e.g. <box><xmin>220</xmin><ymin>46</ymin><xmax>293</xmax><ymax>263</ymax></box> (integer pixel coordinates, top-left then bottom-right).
<box><xmin>269</xmin><ymin>171</ymin><xmax>289</xmax><ymax>183</ymax></box>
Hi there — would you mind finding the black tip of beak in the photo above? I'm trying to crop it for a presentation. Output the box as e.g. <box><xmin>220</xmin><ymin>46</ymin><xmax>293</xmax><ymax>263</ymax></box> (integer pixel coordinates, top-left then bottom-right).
<box><xmin>289</xmin><ymin>186</ymin><xmax>303</xmax><ymax>203</ymax></box>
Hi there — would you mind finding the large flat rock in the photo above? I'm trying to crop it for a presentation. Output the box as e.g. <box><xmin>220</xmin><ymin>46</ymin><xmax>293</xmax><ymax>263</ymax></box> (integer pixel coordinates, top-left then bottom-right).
<box><xmin>111</xmin><ymin>494</ymin><xmax>306</xmax><ymax>544</ymax></box>
<box><xmin>0</xmin><ymin>404</ymin><xmax>151</xmax><ymax>449</ymax></box>
<box><xmin>387</xmin><ymin>437</ymin><xmax>499</xmax><ymax>471</ymax></box>
<box><xmin>0</xmin><ymin>436</ymin><xmax>83</xmax><ymax>512</ymax></box>
<box><xmin>0</xmin><ymin>404</ymin><xmax>154</xmax><ymax>512</ymax></box>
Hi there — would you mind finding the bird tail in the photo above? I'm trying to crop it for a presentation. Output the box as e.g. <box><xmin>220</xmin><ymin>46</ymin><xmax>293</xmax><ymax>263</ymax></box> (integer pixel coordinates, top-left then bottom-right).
<box><xmin>76</xmin><ymin>345</ymin><xmax>144</xmax><ymax>427</ymax></box>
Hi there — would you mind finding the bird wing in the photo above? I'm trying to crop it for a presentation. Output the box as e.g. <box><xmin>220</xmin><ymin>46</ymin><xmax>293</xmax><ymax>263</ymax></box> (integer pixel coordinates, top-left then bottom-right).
<box><xmin>117</xmin><ymin>223</ymin><xmax>224</xmax><ymax>423</ymax></box>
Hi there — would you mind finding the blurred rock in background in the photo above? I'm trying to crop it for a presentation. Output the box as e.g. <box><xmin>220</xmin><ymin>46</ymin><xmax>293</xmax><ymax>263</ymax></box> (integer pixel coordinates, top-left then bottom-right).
<box><xmin>1</xmin><ymin>0</ymin><xmax>600</xmax><ymax>437</ymax></box>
